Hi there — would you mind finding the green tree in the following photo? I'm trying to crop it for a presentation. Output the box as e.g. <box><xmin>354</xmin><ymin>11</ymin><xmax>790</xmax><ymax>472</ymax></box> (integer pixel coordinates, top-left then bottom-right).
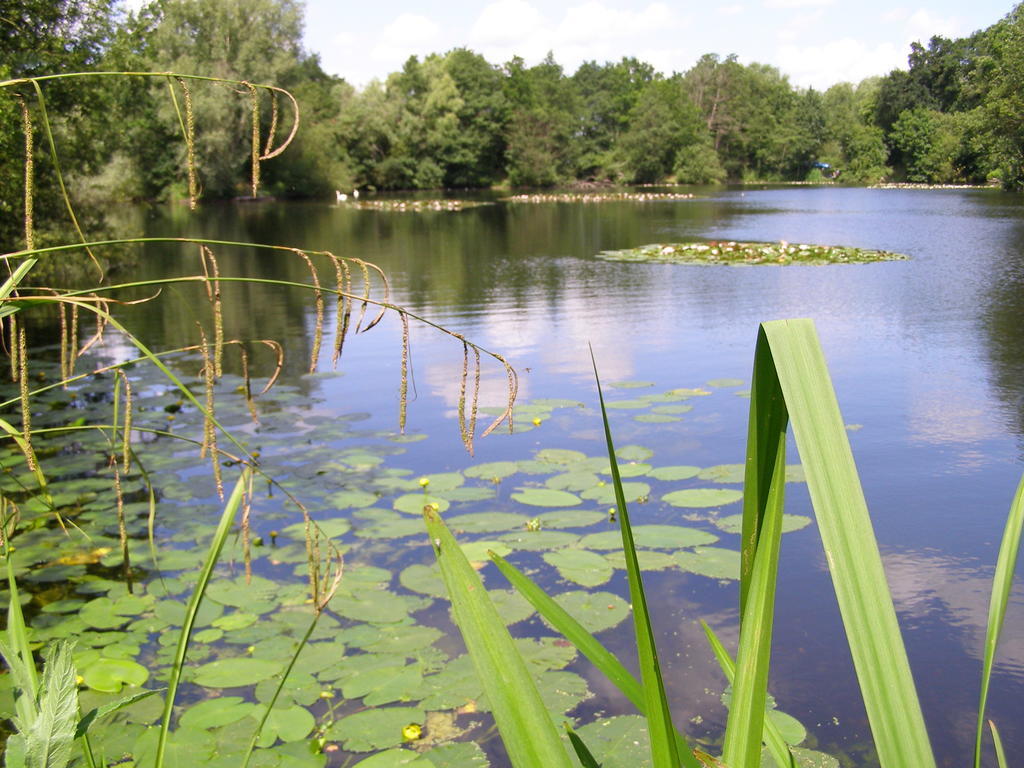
<box><xmin>503</xmin><ymin>53</ymin><xmax>575</xmax><ymax>186</ymax></box>
<box><xmin>616</xmin><ymin>77</ymin><xmax>702</xmax><ymax>183</ymax></box>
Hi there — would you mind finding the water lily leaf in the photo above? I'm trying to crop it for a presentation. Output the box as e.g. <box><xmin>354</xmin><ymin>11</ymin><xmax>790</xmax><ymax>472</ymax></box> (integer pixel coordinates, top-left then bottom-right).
<box><xmin>459</xmin><ymin>539</ymin><xmax>511</xmax><ymax>562</ymax></box>
<box><xmin>511</xmin><ymin>488</ymin><xmax>581</xmax><ymax>507</ymax></box>
<box><xmin>543</xmin><ymin>549</ymin><xmax>614</xmax><ymax>587</ymax></box>
<box><xmin>537</xmin><ymin>669</ymin><xmax>592</xmax><ymax>719</ymax></box>
<box><xmin>446</xmin><ymin>512</ymin><xmax>529</xmax><ymax>533</ymax></box>
<box><xmin>194</xmin><ymin>628</ymin><xmax>223</xmax><ymax>643</ymax></box>
<box><xmin>535</xmin><ymin>448</ymin><xmax>588</xmax><ymax>465</ymax></box>
<box><xmin>282</xmin><ymin>518</ymin><xmax>351</xmax><ymax>540</ymax></box>
<box><xmin>514</xmin><ymin>637</ymin><xmax>578</xmax><ymax>671</ymax></box>
<box><xmin>256</xmin><ymin>704</ymin><xmax>316</xmax><ymax>744</ymax></box>
<box><xmin>327</xmin><ymin>706</ymin><xmax>426</xmax><ymax>752</ymax></box>
<box><xmin>515</xmin><ymin>459</ymin><xmax>560</xmax><ymax>475</ymax></box>
<box><xmin>651</xmin><ymin>404</ymin><xmax>694</xmax><ymax>414</ymax></box>
<box><xmin>394</xmin><ymin>494</ymin><xmax>450</xmax><ymax>515</ymax></box>
<box><xmin>712</xmin><ymin>513</ymin><xmax>811</xmax><ymax>535</ymax></box>
<box><xmin>423</xmin><ymin>741</ymin><xmax>490</xmax><ymax>766</ymax></box>
<box><xmin>354</xmin><ymin>510</ymin><xmax>426</xmax><ymax>539</ymax></box>
<box><xmin>662</xmin><ymin>488</ymin><xmax>743</xmax><ymax>508</ymax></box>
<box><xmin>551</xmin><ymin>590</ymin><xmax>630</xmax><ymax>633</ymax></box>
<box><xmin>673</xmin><ymin>546</ymin><xmax>741</xmax><ymax>579</ymax></box>
<box><xmin>707</xmin><ymin>378</ymin><xmax>745</xmax><ymax>388</ymax></box>
<box><xmin>649</xmin><ymin>465</ymin><xmax>702</xmax><ymax>481</ymax></box>
<box><xmin>488</xmin><ymin>589</ymin><xmax>536</xmax><ymax>625</ymax></box>
<box><xmin>212</xmin><ymin>612</ymin><xmax>259</xmax><ymax>632</ymax></box>
<box><xmin>602</xmin><ymin>462</ymin><xmax>651</xmax><ymax>478</ymax></box>
<box><xmin>81</xmin><ymin>658</ymin><xmax>149</xmax><ymax>693</ymax></box>
<box><xmin>531</xmin><ymin>398</ymin><xmax>584</xmax><ymax>409</ymax></box>
<box><xmin>417</xmin><ymin>473</ymin><xmax>464</xmax><ymax>492</ymax></box>
<box><xmin>545</xmin><ymin>471</ymin><xmax>601</xmax><ymax>491</ymax></box>
<box><xmin>536</xmin><ymin>509</ymin><xmax>605</xmax><ymax>529</ymax></box>
<box><xmin>331</xmin><ymin>590</ymin><xmax>427</xmax><ymax>624</ymax></box>
<box><xmin>767</xmin><ymin>708</ymin><xmax>807</xmax><ymax>746</ymax></box>
<box><xmin>609</xmin><ymin>380</ymin><xmax>655</xmax><ymax>389</ymax></box>
<box><xmin>436</xmin><ymin>487</ymin><xmax>496</xmax><ymax>502</ymax></box>
<box><xmin>179</xmin><ymin>696</ymin><xmax>256</xmax><ymax>729</ymax></box>
<box><xmin>499</xmin><ymin>530</ymin><xmax>580</xmax><ymax>551</ymax></box>
<box><xmin>576</xmin><ymin>715</ymin><xmax>650</xmax><ymax>764</ymax></box>
<box><xmin>697</xmin><ymin>464</ymin><xmax>744</xmax><ymax>483</ymax></box>
<box><xmin>785</xmin><ymin>464</ymin><xmax>806</xmax><ymax>483</ymax></box>
<box><xmin>604</xmin><ymin>399</ymin><xmax>649</xmax><ymax>410</ymax></box>
<box><xmin>580</xmin><ymin>525</ymin><xmax>718</xmax><ymax>550</ymax></box>
<box><xmin>634</xmin><ymin>413</ymin><xmax>681</xmax><ymax>423</ymax></box>
<box><xmin>325</xmin><ymin>490</ymin><xmax>378</xmax><ymax>509</ymax></box>
<box><xmin>464</xmin><ymin>461</ymin><xmax>519</xmax><ymax>480</ymax></box>
<box><xmin>192</xmin><ymin>657</ymin><xmax>283</xmax><ymax>688</ymax></box>
<box><xmin>80</xmin><ymin>596</ymin><xmax>146</xmax><ymax>630</ymax></box>
<box><xmin>353</xmin><ymin>748</ymin><xmax>429</xmax><ymax>767</ymax></box>
<box><xmin>603</xmin><ymin>550</ymin><xmax>676</xmax><ymax>571</ymax></box>
<box><xmin>399</xmin><ymin>563</ymin><xmax>447</xmax><ymax>598</ymax></box>
<box><xmin>616</xmin><ymin>445</ymin><xmax>654</xmax><ymax>462</ymax></box>
<box><xmin>763</xmin><ymin>747</ymin><xmax>840</xmax><ymax>768</ymax></box>
<box><xmin>580</xmin><ymin>482</ymin><xmax>649</xmax><ymax>504</ymax></box>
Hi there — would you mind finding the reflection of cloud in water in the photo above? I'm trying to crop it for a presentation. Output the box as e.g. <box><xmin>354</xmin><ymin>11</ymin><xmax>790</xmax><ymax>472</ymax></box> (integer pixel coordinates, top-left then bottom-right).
<box><xmin>905</xmin><ymin>369</ymin><xmax>1001</xmax><ymax>469</ymax></box>
<box><xmin>884</xmin><ymin>550</ymin><xmax>1024</xmax><ymax>676</ymax></box>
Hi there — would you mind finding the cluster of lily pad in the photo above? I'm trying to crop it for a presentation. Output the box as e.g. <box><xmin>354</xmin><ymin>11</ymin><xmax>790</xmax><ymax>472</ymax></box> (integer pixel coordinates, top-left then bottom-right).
<box><xmin>344</xmin><ymin>199</ymin><xmax>491</xmax><ymax>213</ymax></box>
<box><xmin>1</xmin><ymin>356</ymin><xmax>829</xmax><ymax>767</ymax></box>
<box><xmin>502</xmin><ymin>192</ymin><xmax>696</xmax><ymax>204</ymax></box>
<box><xmin>595</xmin><ymin>241</ymin><xmax>908</xmax><ymax>266</ymax></box>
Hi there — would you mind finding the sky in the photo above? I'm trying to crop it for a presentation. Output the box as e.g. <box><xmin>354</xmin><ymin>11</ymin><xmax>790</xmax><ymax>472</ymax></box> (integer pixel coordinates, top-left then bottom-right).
<box><xmin>301</xmin><ymin>0</ymin><xmax>1014</xmax><ymax>91</ymax></box>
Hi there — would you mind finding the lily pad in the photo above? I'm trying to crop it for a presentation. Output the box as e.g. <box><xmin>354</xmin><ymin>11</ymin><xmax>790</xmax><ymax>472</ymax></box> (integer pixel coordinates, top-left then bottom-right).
<box><xmin>581</xmin><ymin>482</ymin><xmax>649</xmax><ymax>504</ymax></box>
<box><xmin>459</xmin><ymin>539</ymin><xmax>511</xmax><ymax>562</ymax></box>
<box><xmin>713</xmin><ymin>513</ymin><xmax>812</xmax><ymax>535</ymax></box>
<box><xmin>499</xmin><ymin>530</ymin><xmax>580</xmax><ymax>551</ymax></box>
<box><xmin>446</xmin><ymin>512</ymin><xmax>529</xmax><ymax>533</ymax></box>
<box><xmin>596</xmin><ymin>241</ymin><xmax>908</xmax><ymax>265</ymax></box>
<box><xmin>545</xmin><ymin>471</ymin><xmax>602</xmax><ymax>491</ymax></box>
<box><xmin>535</xmin><ymin>448</ymin><xmax>588</xmax><ymax>465</ymax></box>
<box><xmin>537</xmin><ymin>509</ymin><xmax>606</xmax><ymax>528</ymax></box>
<box><xmin>698</xmin><ymin>464</ymin><xmax>746</xmax><ymax>483</ymax></box>
<box><xmin>327</xmin><ymin>706</ymin><xmax>426</xmax><ymax>752</ymax></box>
<box><xmin>616</xmin><ymin>445</ymin><xmax>654</xmax><ymax>462</ymax></box>
<box><xmin>192</xmin><ymin>657</ymin><xmax>283</xmax><ymax>688</ymax></box>
<box><xmin>398</xmin><ymin>563</ymin><xmax>446</xmax><ymax>598</ymax></box>
<box><xmin>634</xmin><ymin>413</ymin><xmax>681</xmax><ymax>423</ymax></box>
<box><xmin>662</xmin><ymin>488</ymin><xmax>743</xmax><ymax>508</ymax></box>
<box><xmin>552</xmin><ymin>590</ymin><xmax>630</xmax><ymax>633</ymax></box>
<box><xmin>603</xmin><ymin>550</ymin><xmax>677</xmax><ymax>571</ymax></box>
<box><xmin>179</xmin><ymin>696</ymin><xmax>256</xmax><ymax>729</ymax></box>
<box><xmin>608</xmin><ymin>380</ymin><xmax>655</xmax><ymax>389</ymax></box>
<box><xmin>393</xmin><ymin>494</ymin><xmax>450</xmax><ymax>515</ymax></box>
<box><xmin>81</xmin><ymin>658</ymin><xmax>149</xmax><ymax>693</ymax></box>
<box><xmin>543</xmin><ymin>549</ymin><xmax>614</xmax><ymax>587</ymax></box>
<box><xmin>649</xmin><ymin>465</ymin><xmax>701</xmax><ymax>481</ymax></box>
<box><xmin>580</xmin><ymin>525</ymin><xmax>717</xmax><ymax>550</ymax></box>
<box><xmin>463</xmin><ymin>461</ymin><xmax>520</xmax><ymax>481</ymax></box>
<box><xmin>511</xmin><ymin>488</ymin><xmax>581</xmax><ymax>507</ymax></box>
<box><xmin>673</xmin><ymin>546</ymin><xmax>741</xmax><ymax>579</ymax></box>
<box><xmin>707</xmin><ymin>378</ymin><xmax>745</xmax><ymax>388</ymax></box>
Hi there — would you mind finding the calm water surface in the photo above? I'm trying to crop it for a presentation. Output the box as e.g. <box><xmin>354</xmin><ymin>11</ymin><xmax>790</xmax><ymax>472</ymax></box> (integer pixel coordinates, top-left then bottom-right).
<box><xmin>123</xmin><ymin>186</ymin><xmax>1024</xmax><ymax>766</ymax></box>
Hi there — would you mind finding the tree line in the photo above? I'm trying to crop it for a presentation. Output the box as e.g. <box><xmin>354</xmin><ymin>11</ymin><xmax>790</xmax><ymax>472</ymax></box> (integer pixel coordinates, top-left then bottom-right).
<box><xmin>4</xmin><ymin>0</ymin><xmax>1024</xmax><ymax>247</ymax></box>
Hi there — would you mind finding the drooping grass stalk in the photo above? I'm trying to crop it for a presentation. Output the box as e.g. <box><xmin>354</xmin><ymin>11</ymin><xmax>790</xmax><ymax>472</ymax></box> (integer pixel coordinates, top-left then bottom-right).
<box><xmin>989</xmin><ymin>720</ymin><xmax>1008</xmax><ymax>768</ymax></box>
<box><xmin>154</xmin><ymin>469</ymin><xmax>250</xmax><ymax>768</ymax></box>
<box><xmin>591</xmin><ymin>348</ymin><xmax>699</xmax><ymax>768</ymax></box>
<box><xmin>757</xmin><ymin>319</ymin><xmax>936</xmax><ymax>768</ymax></box>
<box><xmin>424</xmin><ymin>507</ymin><xmax>575</xmax><ymax>768</ymax></box>
<box><xmin>973</xmin><ymin>472</ymin><xmax>1024</xmax><ymax>767</ymax></box>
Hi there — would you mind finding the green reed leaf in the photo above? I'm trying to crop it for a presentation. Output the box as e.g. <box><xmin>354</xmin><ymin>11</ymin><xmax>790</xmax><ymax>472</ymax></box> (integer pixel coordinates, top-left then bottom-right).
<box><xmin>989</xmin><ymin>720</ymin><xmax>1007</xmax><ymax>768</ymax></box>
<box><xmin>973</xmin><ymin>472</ymin><xmax>1024</xmax><ymax>768</ymax></box>
<box><xmin>759</xmin><ymin>319</ymin><xmax>935</xmax><ymax>768</ymax></box>
<box><xmin>592</xmin><ymin>348</ymin><xmax>700</xmax><ymax>768</ymax></box>
<box><xmin>424</xmin><ymin>507</ymin><xmax>574</xmax><ymax>768</ymax></box>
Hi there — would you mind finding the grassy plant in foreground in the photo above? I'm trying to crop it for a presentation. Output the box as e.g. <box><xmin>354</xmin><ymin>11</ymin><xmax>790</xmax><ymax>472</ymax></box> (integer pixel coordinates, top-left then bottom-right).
<box><xmin>428</xmin><ymin>318</ymin><xmax>1024</xmax><ymax>768</ymax></box>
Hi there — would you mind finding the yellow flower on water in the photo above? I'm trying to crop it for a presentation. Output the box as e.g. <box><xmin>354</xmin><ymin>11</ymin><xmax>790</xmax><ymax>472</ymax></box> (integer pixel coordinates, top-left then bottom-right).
<box><xmin>531</xmin><ymin>417</ymin><xmax>542</xmax><ymax>426</ymax></box>
<box><xmin>418</xmin><ymin>476</ymin><xmax>430</xmax><ymax>487</ymax></box>
<box><xmin>402</xmin><ymin>723</ymin><xmax>423</xmax><ymax>741</ymax></box>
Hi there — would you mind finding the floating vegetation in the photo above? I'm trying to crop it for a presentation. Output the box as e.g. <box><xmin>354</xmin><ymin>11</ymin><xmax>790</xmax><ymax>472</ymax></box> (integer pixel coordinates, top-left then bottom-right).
<box><xmin>0</xmin><ymin>353</ymin><xmax>821</xmax><ymax>767</ymax></box>
<box><xmin>596</xmin><ymin>240</ymin><xmax>909</xmax><ymax>266</ymax></box>
<box><xmin>869</xmin><ymin>182</ymin><xmax>995</xmax><ymax>190</ymax></box>
<box><xmin>501</xmin><ymin>191</ymin><xmax>696</xmax><ymax>204</ymax></box>
<box><xmin>345</xmin><ymin>199</ymin><xmax>491</xmax><ymax>212</ymax></box>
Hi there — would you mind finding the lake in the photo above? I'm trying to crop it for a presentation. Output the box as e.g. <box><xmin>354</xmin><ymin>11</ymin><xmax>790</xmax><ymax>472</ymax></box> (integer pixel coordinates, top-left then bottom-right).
<box><xmin>18</xmin><ymin>185</ymin><xmax>1024</xmax><ymax>766</ymax></box>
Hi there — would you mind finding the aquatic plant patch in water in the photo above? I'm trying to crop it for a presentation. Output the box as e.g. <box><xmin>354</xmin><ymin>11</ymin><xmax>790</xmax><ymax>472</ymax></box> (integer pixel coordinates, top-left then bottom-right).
<box><xmin>595</xmin><ymin>241</ymin><xmax>908</xmax><ymax>266</ymax></box>
<box><xmin>502</xmin><ymin>192</ymin><xmax>696</xmax><ymax>204</ymax></box>
<box><xmin>346</xmin><ymin>199</ymin><xmax>491</xmax><ymax>212</ymax></box>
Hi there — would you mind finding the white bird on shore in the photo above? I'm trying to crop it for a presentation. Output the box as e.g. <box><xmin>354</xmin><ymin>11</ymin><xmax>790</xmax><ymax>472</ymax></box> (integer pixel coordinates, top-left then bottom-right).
<box><xmin>336</xmin><ymin>190</ymin><xmax>347</xmax><ymax>202</ymax></box>
<box><xmin>352</xmin><ymin>188</ymin><xmax>360</xmax><ymax>199</ymax></box>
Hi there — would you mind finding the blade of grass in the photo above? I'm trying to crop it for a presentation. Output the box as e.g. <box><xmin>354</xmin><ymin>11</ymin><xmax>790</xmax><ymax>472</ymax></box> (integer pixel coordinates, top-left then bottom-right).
<box><xmin>591</xmin><ymin>348</ymin><xmax>699</xmax><ymax>768</ymax></box>
<box><xmin>0</xmin><ymin>258</ymin><xmax>36</xmax><ymax>300</ymax></box>
<box><xmin>564</xmin><ymin>723</ymin><xmax>602</xmax><ymax>768</ymax></box>
<box><xmin>701</xmin><ymin>621</ymin><xmax>795</xmax><ymax>768</ymax></box>
<box><xmin>761</xmin><ymin>319</ymin><xmax>935</xmax><ymax>768</ymax></box>
<box><xmin>973</xmin><ymin>472</ymin><xmax>1024</xmax><ymax>768</ymax></box>
<box><xmin>154</xmin><ymin>468</ymin><xmax>250</xmax><ymax>768</ymax></box>
<box><xmin>989</xmin><ymin>720</ymin><xmax>1007</xmax><ymax>768</ymax></box>
<box><xmin>424</xmin><ymin>507</ymin><xmax>574</xmax><ymax>768</ymax></box>
<box><xmin>491</xmin><ymin>551</ymin><xmax>696</xmax><ymax>757</ymax></box>
<box><xmin>722</xmin><ymin>328</ymin><xmax>789</xmax><ymax>768</ymax></box>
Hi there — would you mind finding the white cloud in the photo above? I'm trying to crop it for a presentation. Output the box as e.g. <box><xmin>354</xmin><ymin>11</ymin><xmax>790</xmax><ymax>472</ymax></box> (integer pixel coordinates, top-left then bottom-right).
<box><xmin>471</xmin><ymin>0</ymin><xmax>547</xmax><ymax>46</ymax></box>
<box><xmin>777</xmin><ymin>38</ymin><xmax>904</xmax><ymax>88</ymax></box>
<box><xmin>903</xmin><ymin>8</ymin><xmax>963</xmax><ymax>45</ymax></box>
<box><xmin>719</xmin><ymin>4</ymin><xmax>746</xmax><ymax>15</ymax></box>
<box><xmin>776</xmin><ymin>9</ymin><xmax>825</xmax><ymax>43</ymax></box>
<box><xmin>370</xmin><ymin>13</ymin><xmax>442</xmax><ymax>65</ymax></box>
<box><xmin>764</xmin><ymin>0</ymin><xmax>834</xmax><ymax>8</ymax></box>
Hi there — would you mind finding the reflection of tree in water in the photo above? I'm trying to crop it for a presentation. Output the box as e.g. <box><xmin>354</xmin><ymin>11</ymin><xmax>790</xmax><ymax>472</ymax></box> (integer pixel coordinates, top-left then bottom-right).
<box><xmin>982</xmin><ymin>218</ymin><xmax>1024</xmax><ymax>455</ymax></box>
